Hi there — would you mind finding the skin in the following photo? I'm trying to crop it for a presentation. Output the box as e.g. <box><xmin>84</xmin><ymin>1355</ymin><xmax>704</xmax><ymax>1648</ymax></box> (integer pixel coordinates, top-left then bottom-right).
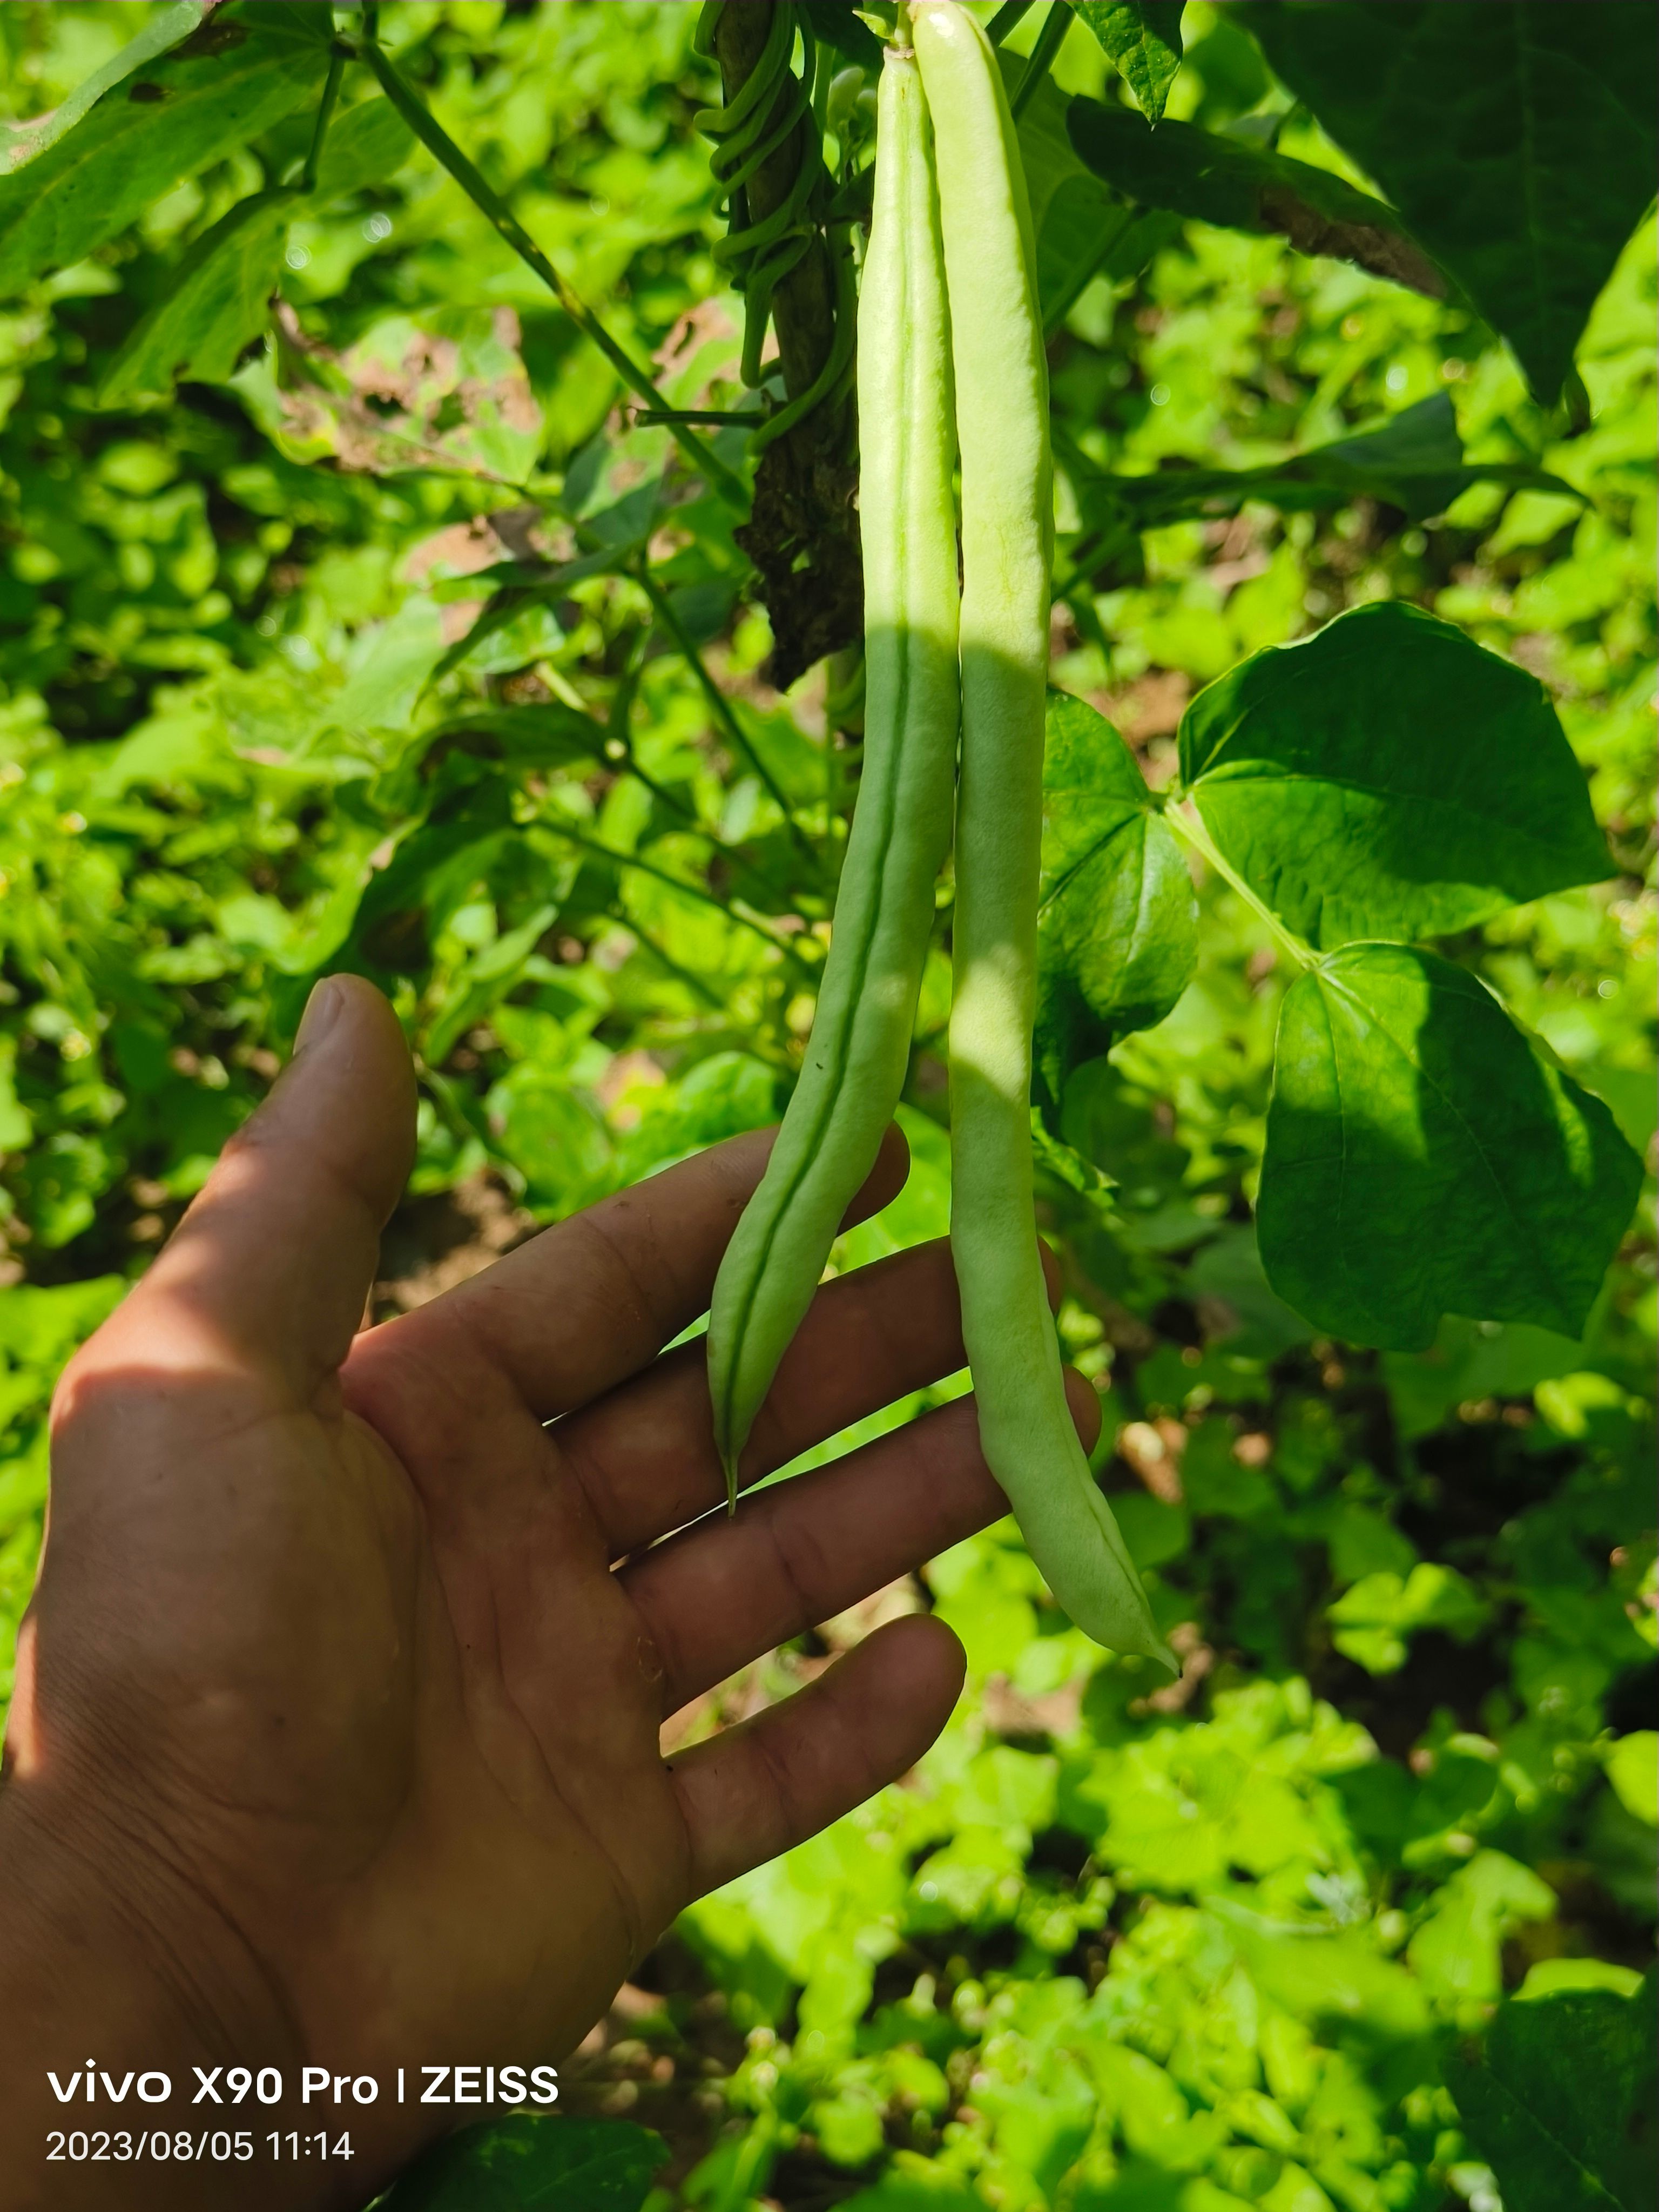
<box><xmin>0</xmin><ymin>974</ymin><xmax>1100</xmax><ymax>2211</ymax></box>
<box><xmin>913</xmin><ymin>0</ymin><xmax>1171</xmax><ymax>1667</ymax></box>
<box><xmin>707</xmin><ymin>16</ymin><xmax>960</xmax><ymax>1499</ymax></box>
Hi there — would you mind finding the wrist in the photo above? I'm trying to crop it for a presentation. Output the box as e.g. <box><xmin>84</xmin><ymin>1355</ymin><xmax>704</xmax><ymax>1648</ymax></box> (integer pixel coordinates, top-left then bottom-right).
<box><xmin>0</xmin><ymin>1785</ymin><xmax>323</xmax><ymax>2212</ymax></box>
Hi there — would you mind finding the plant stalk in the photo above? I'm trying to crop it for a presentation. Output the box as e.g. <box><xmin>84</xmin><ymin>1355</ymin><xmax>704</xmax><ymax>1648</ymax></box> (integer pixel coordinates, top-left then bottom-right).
<box><xmin>1164</xmin><ymin>799</ymin><xmax>1317</xmax><ymax>969</ymax></box>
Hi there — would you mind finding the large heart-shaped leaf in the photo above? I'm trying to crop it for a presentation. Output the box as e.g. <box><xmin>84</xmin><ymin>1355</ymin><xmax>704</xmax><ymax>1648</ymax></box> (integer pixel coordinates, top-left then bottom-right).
<box><xmin>1236</xmin><ymin>1</ymin><xmax>1659</xmax><ymax>402</ymax></box>
<box><xmin>1258</xmin><ymin>943</ymin><xmax>1642</xmax><ymax>1350</ymax></box>
<box><xmin>1181</xmin><ymin>601</ymin><xmax>1612</xmax><ymax>949</ymax></box>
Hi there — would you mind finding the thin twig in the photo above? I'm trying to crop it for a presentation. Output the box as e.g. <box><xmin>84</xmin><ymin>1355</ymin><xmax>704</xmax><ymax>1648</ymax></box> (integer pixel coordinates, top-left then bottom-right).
<box><xmin>348</xmin><ymin>36</ymin><xmax>751</xmax><ymax>512</ymax></box>
<box><xmin>1010</xmin><ymin>1</ymin><xmax>1071</xmax><ymax>119</ymax></box>
<box><xmin>301</xmin><ymin>49</ymin><xmax>346</xmax><ymax>193</ymax></box>
<box><xmin>606</xmin><ymin>906</ymin><xmax>727</xmax><ymax>1013</ymax></box>
<box><xmin>541</xmin><ymin>820</ymin><xmax>818</xmax><ymax>984</ymax></box>
<box><xmin>986</xmin><ymin>1</ymin><xmax>1037</xmax><ymax>47</ymax></box>
<box><xmin>637</xmin><ymin>569</ymin><xmax>822</xmax><ymax>882</ymax></box>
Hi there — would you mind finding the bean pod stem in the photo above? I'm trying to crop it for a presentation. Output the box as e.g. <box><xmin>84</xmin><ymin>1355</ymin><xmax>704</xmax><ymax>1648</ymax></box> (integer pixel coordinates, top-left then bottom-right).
<box><xmin>913</xmin><ymin>0</ymin><xmax>1172</xmax><ymax>1668</ymax></box>
<box><xmin>706</xmin><ymin>21</ymin><xmax>960</xmax><ymax>1500</ymax></box>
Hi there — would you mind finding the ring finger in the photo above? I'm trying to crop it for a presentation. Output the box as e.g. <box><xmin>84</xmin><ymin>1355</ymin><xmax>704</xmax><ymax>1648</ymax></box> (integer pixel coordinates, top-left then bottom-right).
<box><xmin>620</xmin><ymin>1368</ymin><xmax>1103</xmax><ymax>1719</ymax></box>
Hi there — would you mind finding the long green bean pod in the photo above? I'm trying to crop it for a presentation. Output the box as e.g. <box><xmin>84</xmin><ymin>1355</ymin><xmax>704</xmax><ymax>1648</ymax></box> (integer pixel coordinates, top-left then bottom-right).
<box><xmin>706</xmin><ymin>18</ymin><xmax>960</xmax><ymax>1499</ymax></box>
<box><xmin>913</xmin><ymin>0</ymin><xmax>1172</xmax><ymax>1668</ymax></box>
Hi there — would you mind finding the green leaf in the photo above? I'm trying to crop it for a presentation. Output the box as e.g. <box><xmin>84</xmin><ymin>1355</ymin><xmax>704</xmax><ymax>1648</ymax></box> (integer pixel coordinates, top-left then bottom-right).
<box><xmin>1306</xmin><ymin>394</ymin><xmax>1479</xmax><ymax>517</ymax></box>
<box><xmin>239</xmin><ymin>307</ymin><xmax>545</xmax><ymax>484</ymax></box>
<box><xmin>314</xmin><ymin>95</ymin><xmax>417</xmax><ymax>198</ymax></box>
<box><xmin>376</xmin><ymin>2115</ymin><xmax>667</xmax><ymax>2212</ymax></box>
<box><xmin>1447</xmin><ymin>1977</ymin><xmax>1657</xmax><ymax>2211</ymax></box>
<box><xmin>412</xmin><ymin>705</ymin><xmax>605</xmax><ymax>779</ymax></box>
<box><xmin>423</xmin><ymin>901</ymin><xmax>559</xmax><ymax>1068</ymax></box>
<box><xmin>0</xmin><ymin>1035</ymin><xmax>32</xmax><ymax>1152</ymax></box>
<box><xmin>1408</xmin><ymin>1849</ymin><xmax>1556</xmax><ymax>2006</ymax></box>
<box><xmin>999</xmin><ymin>58</ymin><xmax>1090</xmax><ymax>241</ymax></box>
<box><xmin>1222</xmin><ymin>1911</ymin><xmax>1431</xmax><ymax>2043</ymax></box>
<box><xmin>0</xmin><ymin>2</ymin><xmax>208</xmax><ymax>173</ymax></box>
<box><xmin>800</xmin><ymin>1</ymin><xmax>886</xmax><ymax>73</ymax></box>
<box><xmin>99</xmin><ymin>188</ymin><xmax>297</xmax><ymax>406</ymax></box>
<box><xmin>1036</xmin><ymin>176</ymin><xmax>1179</xmax><ymax>335</ymax></box>
<box><xmin>0</xmin><ymin>3</ymin><xmax>333</xmax><ymax>295</ymax></box>
<box><xmin>1062</xmin><ymin>397</ymin><xmax>1584</xmax><ymax>572</ymax></box>
<box><xmin>1327</xmin><ymin>1562</ymin><xmax>1490</xmax><ymax>1676</ymax></box>
<box><xmin>1258</xmin><ymin>943</ymin><xmax>1643</xmax><ymax>1351</ymax></box>
<box><xmin>1113</xmin><ymin>1489</ymin><xmax>1190</xmax><ymax>1569</ymax></box>
<box><xmin>1236</xmin><ymin>1</ymin><xmax>1659</xmax><ymax>404</ymax></box>
<box><xmin>1069</xmin><ymin>2</ymin><xmax>1185</xmax><ymax>125</ymax></box>
<box><xmin>1031</xmin><ymin>1106</ymin><xmax>1117</xmax><ymax>1222</ymax></box>
<box><xmin>1606</xmin><ymin>1734</ymin><xmax>1658</xmax><ymax>1827</ymax></box>
<box><xmin>1035</xmin><ymin>690</ymin><xmax>1196</xmax><ymax>1123</ymax></box>
<box><xmin>1036</xmin><ymin>172</ymin><xmax>1126</xmax><ymax>330</ymax></box>
<box><xmin>1179</xmin><ymin>601</ymin><xmax>1613</xmax><ymax>948</ymax></box>
<box><xmin>1067</xmin><ymin>97</ymin><xmax>1444</xmax><ymax>296</ymax></box>
<box><xmin>1297</xmin><ymin>392</ymin><xmax>1583</xmax><ymax>517</ymax></box>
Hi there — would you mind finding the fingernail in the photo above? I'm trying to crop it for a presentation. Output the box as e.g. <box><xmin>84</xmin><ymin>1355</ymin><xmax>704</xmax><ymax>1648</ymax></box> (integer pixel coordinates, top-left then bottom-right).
<box><xmin>295</xmin><ymin>977</ymin><xmax>343</xmax><ymax>1054</ymax></box>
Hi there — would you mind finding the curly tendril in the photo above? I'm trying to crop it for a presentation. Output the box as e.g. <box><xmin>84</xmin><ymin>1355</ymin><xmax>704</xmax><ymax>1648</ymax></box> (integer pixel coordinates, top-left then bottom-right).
<box><xmin>692</xmin><ymin>1</ymin><xmax>855</xmax><ymax>451</ymax></box>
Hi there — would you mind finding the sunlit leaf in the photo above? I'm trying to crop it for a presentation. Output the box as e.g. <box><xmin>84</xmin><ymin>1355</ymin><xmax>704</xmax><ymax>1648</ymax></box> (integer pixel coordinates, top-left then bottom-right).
<box><xmin>100</xmin><ymin>188</ymin><xmax>296</xmax><ymax>406</ymax></box>
<box><xmin>0</xmin><ymin>2</ymin><xmax>332</xmax><ymax>293</ymax></box>
<box><xmin>1069</xmin><ymin>2</ymin><xmax>1185</xmax><ymax>125</ymax></box>
<box><xmin>0</xmin><ymin>1</ymin><xmax>208</xmax><ymax>174</ymax></box>
<box><xmin>1181</xmin><ymin>601</ymin><xmax>1613</xmax><ymax>947</ymax></box>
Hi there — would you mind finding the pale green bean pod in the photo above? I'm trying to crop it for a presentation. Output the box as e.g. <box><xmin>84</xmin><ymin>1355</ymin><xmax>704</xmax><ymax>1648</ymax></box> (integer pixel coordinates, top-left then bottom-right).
<box><xmin>913</xmin><ymin>0</ymin><xmax>1172</xmax><ymax>1668</ymax></box>
<box><xmin>706</xmin><ymin>22</ymin><xmax>960</xmax><ymax>1500</ymax></box>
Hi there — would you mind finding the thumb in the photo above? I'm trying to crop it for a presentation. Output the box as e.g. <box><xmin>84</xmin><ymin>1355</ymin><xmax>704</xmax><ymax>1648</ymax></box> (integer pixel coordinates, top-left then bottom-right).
<box><xmin>98</xmin><ymin>976</ymin><xmax>417</xmax><ymax>1403</ymax></box>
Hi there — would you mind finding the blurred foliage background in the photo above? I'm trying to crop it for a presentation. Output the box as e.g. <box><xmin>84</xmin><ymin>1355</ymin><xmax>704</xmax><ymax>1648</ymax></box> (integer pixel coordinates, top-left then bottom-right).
<box><xmin>0</xmin><ymin>6</ymin><xmax>1653</xmax><ymax>2211</ymax></box>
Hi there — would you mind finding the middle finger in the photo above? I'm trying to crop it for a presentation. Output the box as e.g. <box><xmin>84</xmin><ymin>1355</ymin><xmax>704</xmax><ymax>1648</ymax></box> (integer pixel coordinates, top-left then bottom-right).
<box><xmin>556</xmin><ymin>1237</ymin><xmax>965</xmax><ymax>1558</ymax></box>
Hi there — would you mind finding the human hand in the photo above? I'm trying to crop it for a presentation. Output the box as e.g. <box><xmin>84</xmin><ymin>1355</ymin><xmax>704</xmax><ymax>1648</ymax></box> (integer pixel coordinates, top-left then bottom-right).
<box><xmin>0</xmin><ymin>975</ymin><xmax>1098</xmax><ymax>2208</ymax></box>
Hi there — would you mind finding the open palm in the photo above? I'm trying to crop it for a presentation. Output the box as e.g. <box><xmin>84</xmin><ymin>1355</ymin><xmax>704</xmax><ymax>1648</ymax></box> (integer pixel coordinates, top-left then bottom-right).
<box><xmin>6</xmin><ymin>976</ymin><xmax>1096</xmax><ymax>2203</ymax></box>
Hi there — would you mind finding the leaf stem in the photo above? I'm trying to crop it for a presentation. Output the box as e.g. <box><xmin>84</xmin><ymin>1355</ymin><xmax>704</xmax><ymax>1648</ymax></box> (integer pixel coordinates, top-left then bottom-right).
<box><xmin>581</xmin><ymin>624</ymin><xmax>792</xmax><ymax>894</ymax></box>
<box><xmin>986</xmin><ymin>1</ymin><xmax>1037</xmax><ymax>48</ymax></box>
<box><xmin>1164</xmin><ymin>799</ymin><xmax>1317</xmax><ymax>970</ymax></box>
<box><xmin>606</xmin><ymin>905</ymin><xmax>726</xmax><ymax>1014</ymax></box>
<box><xmin>539</xmin><ymin>819</ymin><xmax>818</xmax><ymax>984</ymax></box>
<box><xmin>348</xmin><ymin>37</ymin><xmax>751</xmax><ymax>512</ymax></box>
<box><xmin>636</xmin><ymin>568</ymin><xmax>824</xmax><ymax>882</ymax></box>
<box><xmin>605</xmin><ymin>634</ymin><xmax>729</xmax><ymax>844</ymax></box>
<box><xmin>1010</xmin><ymin>1</ymin><xmax>1071</xmax><ymax>119</ymax></box>
<box><xmin>611</xmin><ymin>907</ymin><xmax>793</xmax><ymax>1071</ymax></box>
<box><xmin>300</xmin><ymin>47</ymin><xmax>346</xmax><ymax>193</ymax></box>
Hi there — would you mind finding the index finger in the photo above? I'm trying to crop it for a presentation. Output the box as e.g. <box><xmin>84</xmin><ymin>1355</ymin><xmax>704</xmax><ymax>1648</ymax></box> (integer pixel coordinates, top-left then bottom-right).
<box><xmin>376</xmin><ymin>1120</ymin><xmax>912</xmax><ymax>1422</ymax></box>
<box><xmin>68</xmin><ymin>976</ymin><xmax>415</xmax><ymax>1407</ymax></box>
